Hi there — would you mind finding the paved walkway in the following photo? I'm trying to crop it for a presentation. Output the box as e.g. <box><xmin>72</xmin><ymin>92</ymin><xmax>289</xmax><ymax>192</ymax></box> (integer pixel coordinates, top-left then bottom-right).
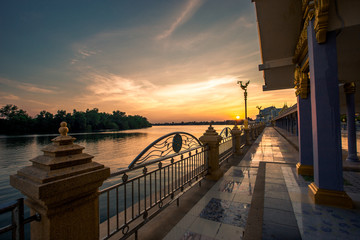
<box><xmin>163</xmin><ymin>127</ymin><xmax>360</xmax><ymax>240</ymax></box>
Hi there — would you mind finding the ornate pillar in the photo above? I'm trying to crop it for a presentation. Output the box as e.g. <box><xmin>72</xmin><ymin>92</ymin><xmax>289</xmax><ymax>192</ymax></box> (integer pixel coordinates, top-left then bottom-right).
<box><xmin>10</xmin><ymin>122</ymin><xmax>110</xmax><ymax>239</ymax></box>
<box><xmin>296</xmin><ymin>95</ymin><xmax>314</xmax><ymax>175</ymax></box>
<box><xmin>344</xmin><ymin>82</ymin><xmax>359</xmax><ymax>162</ymax></box>
<box><xmin>307</xmin><ymin>19</ymin><xmax>352</xmax><ymax>208</ymax></box>
<box><xmin>200</xmin><ymin>125</ymin><xmax>223</xmax><ymax>180</ymax></box>
<box><xmin>231</xmin><ymin>124</ymin><xmax>243</xmax><ymax>155</ymax></box>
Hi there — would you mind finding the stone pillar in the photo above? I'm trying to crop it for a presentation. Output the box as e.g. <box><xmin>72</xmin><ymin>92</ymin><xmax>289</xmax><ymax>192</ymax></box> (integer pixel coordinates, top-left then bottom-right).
<box><xmin>307</xmin><ymin>20</ymin><xmax>352</xmax><ymax>208</ymax></box>
<box><xmin>231</xmin><ymin>124</ymin><xmax>242</xmax><ymax>155</ymax></box>
<box><xmin>10</xmin><ymin>122</ymin><xmax>110</xmax><ymax>239</ymax></box>
<box><xmin>244</xmin><ymin>128</ymin><xmax>251</xmax><ymax>145</ymax></box>
<box><xmin>200</xmin><ymin>125</ymin><xmax>223</xmax><ymax>180</ymax></box>
<box><xmin>344</xmin><ymin>82</ymin><xmax>359</xmax><ymax>162</ymax></box>
<box><xmin>296</xmin><ymin>95</ymin><xmax>314</xmax><ymax>176</ymax></box>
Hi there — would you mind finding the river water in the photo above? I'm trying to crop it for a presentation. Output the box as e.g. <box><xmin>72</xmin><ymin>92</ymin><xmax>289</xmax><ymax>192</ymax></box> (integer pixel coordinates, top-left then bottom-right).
<box><xmin>0</xmin><ymin>125</ymin><xmax>231</xmax><ymax>204</ymax></box>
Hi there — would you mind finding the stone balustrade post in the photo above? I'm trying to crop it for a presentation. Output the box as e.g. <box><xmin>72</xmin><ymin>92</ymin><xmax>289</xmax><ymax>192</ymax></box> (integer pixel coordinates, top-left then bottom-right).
<box><xmin>251</xmin><ymin>126</ymin><xmax>255</xmax><ymax>140</ymax></box>
<box><xmin>10</xmin><ymin>122</ymin><xmax>110</xmax><ymax>239</ymax></box>
<box><xmin>231</xmin><ymin>124</ymin><xmax>242</xmax><ymax>155</ymax></box>
<box><xmin>244</xmin><ymin>127</ymin><xmax>251</xmax><ymax>146</ymax></box>
<box><xmin>200</xmin><ymin>125</ymin><xmax>223</xmax><ymax>180</ymax></box>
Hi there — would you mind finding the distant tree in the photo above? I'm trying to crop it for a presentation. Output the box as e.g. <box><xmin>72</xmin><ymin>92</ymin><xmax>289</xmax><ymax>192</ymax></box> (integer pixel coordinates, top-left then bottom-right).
<box><xmin>35</xmin><ymin>110</ymin><xmax>55</xmax><ymax>133</ymax></box>
<box><xmin>86</xmin><ymin>108</ymin><xmax>100</xmax><ymax>130</ymax></box>
<box><xmin>0</xmin><ymin>104</ymin><xmax>151</xmax><ymax>135</ymax></box>
<box><xmin>54</xmin><ymin>110</ymin><xmax>67</xmax><ymax>124</ymax></box>
<box><xmin>72</xmin><ymin>110</ymin><xmax>87</xmax><ymax>132</ymax></box>
<box><xmin>0</xmin><ymin>104</ymin><xmax>33</xmax><ymax>134</ymax></box>
<box><xmin>0</xmin><ymin>104</ymin><xmax>20</xmax><ymax>119</ymax></box>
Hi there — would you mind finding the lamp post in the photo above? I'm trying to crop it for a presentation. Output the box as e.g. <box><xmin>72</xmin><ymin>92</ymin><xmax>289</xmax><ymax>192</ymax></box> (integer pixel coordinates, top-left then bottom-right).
<box><xmin>237</xmin><ymin>80</ymin><xmax>250</xmax><ymax>129</ymax></box>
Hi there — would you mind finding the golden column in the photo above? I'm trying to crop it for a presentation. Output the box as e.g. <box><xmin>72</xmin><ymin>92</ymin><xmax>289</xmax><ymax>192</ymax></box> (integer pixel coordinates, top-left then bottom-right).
<box><xmin>237</xmin><ymin>80</ymin><xmax>251</xmax><ymax>145</ymax></box>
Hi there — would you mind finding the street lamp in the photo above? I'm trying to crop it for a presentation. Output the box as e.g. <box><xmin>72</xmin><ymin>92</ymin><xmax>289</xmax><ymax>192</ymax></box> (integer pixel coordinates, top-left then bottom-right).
<box><xmin>237</xmin><ymin>80</ymin><xmax>250</xmax><ymax>129</ymax></box>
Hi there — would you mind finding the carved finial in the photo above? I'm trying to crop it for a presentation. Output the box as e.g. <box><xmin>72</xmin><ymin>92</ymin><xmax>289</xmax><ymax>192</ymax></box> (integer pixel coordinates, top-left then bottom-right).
<box><xmin>59</xmin><ymin>122</ymin><xmax>69</xmax><ymax>136</ymax></box>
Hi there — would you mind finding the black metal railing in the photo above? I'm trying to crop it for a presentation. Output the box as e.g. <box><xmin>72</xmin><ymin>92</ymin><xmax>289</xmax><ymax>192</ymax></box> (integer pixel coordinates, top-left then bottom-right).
<box><xmin>0</xmin><ymin>198</ymin><xmax>40</xmax><ymax>240</ymax></box>
<box><xmin>99</xmin><ymin>132</ymin><xmax>208</xmax><ymax>240</ymax></box>
<box><xmin>219</xmin><ymin>127</ymin><xmax>234</xmax><ymax>165</ymax></box>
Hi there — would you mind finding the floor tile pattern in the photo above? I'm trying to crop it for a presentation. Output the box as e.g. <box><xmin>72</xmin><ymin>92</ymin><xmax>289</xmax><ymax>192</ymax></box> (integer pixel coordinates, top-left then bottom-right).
<box><xmin>163</xmin><ymin>165</ymin><xmax>256</xmax><ymax>239</ymax></box>
<box><xmin>180</xmin><ymin>231</ymin><xmax>215</xmax><ymax>240</ymax></box>
<box><xmin>164</xmin><ymin>128</ymin><xmax>360</xmax><ymax>240</ymax></box>
<box><xmin>199</xmin><ymin>198</ymin><xmax>250</xmax><ymax>227</ymax></box>
<box><xmin>344</xmin><ymin>171</ymin><xmax>360</xmax><ymax>193</ymax></box>
<box><xmin>292</xmin><ymin>202</ymin><xmax>360</xmax><ymax>240</ymax></box>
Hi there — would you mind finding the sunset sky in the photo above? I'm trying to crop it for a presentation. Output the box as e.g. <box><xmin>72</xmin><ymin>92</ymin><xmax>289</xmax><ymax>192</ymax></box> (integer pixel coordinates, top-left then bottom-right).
<box><xmin>0</xmin><ymin>0</ymin><xmax>296</xmax><ymax>123</ymax></box>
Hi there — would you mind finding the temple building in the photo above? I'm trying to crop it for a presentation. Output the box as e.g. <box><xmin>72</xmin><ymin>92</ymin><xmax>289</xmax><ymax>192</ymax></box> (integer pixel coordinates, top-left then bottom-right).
<box><xmin>255</xmin><ymin>106</ymin><xmax>282</xmax><ymax>123</ymax></box>
<box><xmin>252</xmin><ymin>0</ymin><xmax>360</xmax><ymax>207</ymax></box>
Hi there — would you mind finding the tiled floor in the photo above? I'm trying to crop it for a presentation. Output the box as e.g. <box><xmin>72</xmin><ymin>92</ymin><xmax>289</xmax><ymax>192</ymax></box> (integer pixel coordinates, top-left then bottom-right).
<box><xmin>163</xmin><ymin>128</ymin><xmax>360</xmax><ymax>240</ymax></box>
<box><xmin>163</xmin><ymin>165</ymin><xmax>255</xmax><ymax>240</ymax></box>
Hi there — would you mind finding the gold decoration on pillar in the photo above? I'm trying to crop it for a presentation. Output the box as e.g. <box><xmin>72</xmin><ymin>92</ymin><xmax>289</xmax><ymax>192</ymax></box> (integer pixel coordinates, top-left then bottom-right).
<box><xmin>294</xmin><ymin>66</ymin><xmax>301</xmax><ymax>95</ymax></box>
<box><xmin>314</xmin><ymin>0</ymin><xmax>329</xmax><ymax>43</ymax></box>
<box><xmin>344</xmin><ymin>82</ymin><xmax>356</xmax><ymax>94</ymax></box>
<box><xmin>293</xmin><ymin>3</ymin><xmax>314</xmax><ymax>64</ymax></box>
<box><xmin>294</xmin><ymin>65</ymin><xmax>310</xmax><ymax>99</ymax></box>
<box><xmin>302</xmin><ymin>0</ymin><xmax>314</xmax><ymax>22</ymax></box>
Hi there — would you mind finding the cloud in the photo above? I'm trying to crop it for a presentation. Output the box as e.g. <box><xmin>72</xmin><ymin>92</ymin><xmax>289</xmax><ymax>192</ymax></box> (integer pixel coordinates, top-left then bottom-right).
<box><xmin>76</xmin><ymin>69</ymin><xmax>240</xmax><ymax>110</ymax></box>
<box><xmin>64</xmin><ymin>1</ymin><xmax>294</xmax><ymax>122</ymax></box>
<box><xmin>0</xmin><ymin>77</ymin><xmax>56</xmax><ymax>94</ymax></box>
<box><xmin>70</xmin><ymin>47</ymin><xmax>101</xmax><ymax>65</ymax></box>
<box><xmin>26</xmin><ymin>99</ymin><xmax>51</xmax><ymax>106</ymax></box>
<box><xmin>157</xmin><ymin>0</ymin><xmax>205</xmax><ymax>40</ymax></box>
<box><xmin>78</xmin><ymin>49</ymin><xmax>97</xmax><ymax>57</ymax></box>
<box><xmin>17</xmin><ymin>83</ymin><xmax>55</xmax><ymax>94</ymax></box>
<box><xmin>0</xmin><ymin>92</ymin><xmax>19</xmax><ymax>100</ymax></box>
<box><xmin>233</xmin><ymin>16</ymin><xmax>255</xmax><ymax>29</ymax></box>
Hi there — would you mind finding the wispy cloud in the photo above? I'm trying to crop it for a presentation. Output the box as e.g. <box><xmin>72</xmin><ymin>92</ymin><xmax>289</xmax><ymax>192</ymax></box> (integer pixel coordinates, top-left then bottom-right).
<box><xmin>157</xmin><ymin>0</ymin><xmax>205</xmax><ymax>40</ymax></box>
<box><xmin>76</xmin><ymin>69</ymin><xmax>240</xmax><ymax>110</ymax></box>
<box><xmin>78</xmin><ymin>49</ymin><xmax>97</xmax><ymax>57</ymax></box>
<box><xmin>17</xmin><ymin>83</ymin><xmax>55</xmax><ymax>94</ymax></box>
<box><xmin>0</xmin><ymin>92</ymin><xmax>19</xmax><ymax>100</ymax></box>
<box><xmin>234</xmin><ymin>16</ymin><xmax>255</xmax><ymax>29</ymax></box>
<box><xmin>26</xmin><ymin>99</ymin><xmax>51</xmax><ymax>106</ymax></box>
<box><xmin>70</xmin><ymin>47</ymin><xmax>101</xmax><ymax>65</ymax></box>
<box><xmin>0</xmin><ymin>77</ymin><xmax>56</xmax><ymax>94</ymax></box>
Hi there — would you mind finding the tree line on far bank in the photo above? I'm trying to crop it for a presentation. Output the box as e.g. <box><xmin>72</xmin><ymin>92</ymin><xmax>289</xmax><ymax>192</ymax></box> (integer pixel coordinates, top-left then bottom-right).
<box><xmin>0</xmin><ymin>104</ymin><xmax>152</xmax><ymax>135</ymax></box>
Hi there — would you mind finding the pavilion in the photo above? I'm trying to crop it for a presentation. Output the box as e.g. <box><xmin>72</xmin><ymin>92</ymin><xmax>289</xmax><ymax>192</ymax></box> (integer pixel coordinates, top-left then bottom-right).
<box><xmin>252</xmin><ymin>0</ymin><xmax>360</xmax><ymax>207</ymax></box>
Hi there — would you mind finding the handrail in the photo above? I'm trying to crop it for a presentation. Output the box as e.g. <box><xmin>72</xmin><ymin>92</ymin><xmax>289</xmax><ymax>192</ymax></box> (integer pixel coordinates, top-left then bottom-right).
<box><xmin>219</xmin><ymin>127</ymin><xmax>232</xmax><ymax>139</ymax></box>
<box><xmin>0</xmin><ymin>198</ymin><xmax>41</xmax><ymax>240</ymax></box>
<box><xmin>99</xmin><ymin>131</ymin><xmax>208</xmax><ymax>240</ymax></box>
<box><xmin>110</xmin><ymin>145</ymin><xmax>207</xmax><ymax>178</ymax></box>
<box><xmin>218</xmin><ymin>127</ymin><xmax>234</xmax><ymax>165</ymax></box>
<box><xmin>128</xmin><ymin>131</ymin><xmax>202</xmax><ymax>169</ymax></box>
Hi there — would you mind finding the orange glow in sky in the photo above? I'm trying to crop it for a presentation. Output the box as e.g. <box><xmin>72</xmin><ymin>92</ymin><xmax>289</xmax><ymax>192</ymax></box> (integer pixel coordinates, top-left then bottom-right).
<box><xmin>0</xmin><ymin>1</ymin><xmax>296</xmax><ymax>123</ymax></box>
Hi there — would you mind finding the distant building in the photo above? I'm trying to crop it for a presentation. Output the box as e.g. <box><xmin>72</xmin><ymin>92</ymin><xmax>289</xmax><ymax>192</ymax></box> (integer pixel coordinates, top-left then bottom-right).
<box><xmin>255</xmin><ymin>106</ymin><xmax>281</xmax><ymax>123</ymax></box>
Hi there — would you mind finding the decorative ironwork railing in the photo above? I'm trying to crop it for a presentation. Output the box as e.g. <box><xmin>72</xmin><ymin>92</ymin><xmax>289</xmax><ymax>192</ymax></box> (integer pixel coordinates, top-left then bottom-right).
<box><xmin>219</xmin><ymin>127</ymin><xmax>233</xmax><ymax>165</ymax></box>
<box><xmin>0</xmin><ymin>198</ymin><xmax>40</xmax><ymax>240</ymax></box>
<box><xmin>99</xmin><ymin>132</ymin><xmax>208</xmax><ymax>240</ymax></box>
